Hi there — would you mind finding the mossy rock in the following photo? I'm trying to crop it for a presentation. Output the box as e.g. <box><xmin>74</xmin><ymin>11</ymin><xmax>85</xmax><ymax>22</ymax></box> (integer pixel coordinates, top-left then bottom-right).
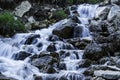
<box><xmin>0</xmin><ymin>11</ymin><xmax>26</xmax><ymax>37</ymax></box>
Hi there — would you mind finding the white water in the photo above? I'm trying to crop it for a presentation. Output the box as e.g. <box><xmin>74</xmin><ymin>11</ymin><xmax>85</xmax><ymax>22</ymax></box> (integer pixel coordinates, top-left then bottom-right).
<box><xmin>0</xmin><ymin>4</ymin><xmax>98</xmax><ymax>80</ymax></box>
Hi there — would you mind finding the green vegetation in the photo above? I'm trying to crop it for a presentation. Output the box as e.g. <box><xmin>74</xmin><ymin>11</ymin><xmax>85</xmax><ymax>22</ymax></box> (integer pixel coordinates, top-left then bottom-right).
<box><xmin>66</xmin><ymin>0</ymin><xmax>73</xmax><ymax>5</ymax></box>
<box><xmin>52</xmin><ymin>10</ymin><xmax>68</xmax><ymax>21</ymax></box>
<box><xmin>0</xmin><ymin>11</ymin><xmax>26</xmax><ymax>37</ymax></box>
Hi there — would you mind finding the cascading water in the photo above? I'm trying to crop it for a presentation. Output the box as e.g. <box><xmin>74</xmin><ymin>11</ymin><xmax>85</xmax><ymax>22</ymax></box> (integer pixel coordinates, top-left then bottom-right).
<box><xmin>0</xmin><ymin>4</ymin><xmax>98</xmax><ymax>80</ymax></box>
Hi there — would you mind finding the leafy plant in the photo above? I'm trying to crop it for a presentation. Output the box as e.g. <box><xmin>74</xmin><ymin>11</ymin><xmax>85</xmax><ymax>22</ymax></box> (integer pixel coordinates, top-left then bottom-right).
<box><xmin>0</xmin><ymin>11</ymin><xmax>26</xmax><ymax>37</ymax></box>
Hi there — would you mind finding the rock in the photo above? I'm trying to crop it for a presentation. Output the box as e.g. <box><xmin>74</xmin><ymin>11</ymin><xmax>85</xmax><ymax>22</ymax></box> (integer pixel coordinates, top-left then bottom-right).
<box><xmin>108</xmin><ymin>31</ymin><xmax>120</xmax><ymax>52</ymax></box>
<box><xmin>116</xmin><ymin>59</ymin><xmax>120</xmax><ymax>68</ymax></box>
<box><xmin>47</xmin><ymin>43</ymin><xmax>56</xmax><ymax>52</ymax></box>
<box><xmin>71</xmin><ymin>5</ymin><xmax>77</xmax><ymax>11</ymax></box>
<box><xmin>90</xmin><ymin>20</ymin><xmax>109</xmax><ymax>37</ymax></box>
<box><xmin>59</xmin><ymin>63</ymin><xmax>66</xmax><ymax>70</ymax></box>
<box><xmin>28</xmin><ymin>16</ymin><xmax>36</xmax><ymax>23</ymax></box>
<box><xmin>31</xmin><ymin>52</ymin><xmax>59</xmax><ymax>73</ymax></box>
<box><xmin>83</xmin><ymin>65</ymin><xmax>110</xmax><ymax>76</ymax></box>
<box><xmin>83</xmin><ymin>43</ymin><xmax>106</xmax><ymax>61</ymax></box>
<box><xmin>111</xmin><ymin>0</ymin><xmax>120</xmax><ymax>5</ymax></box>
<box><xmin>59</xmin><ymin>72</ymin><xmax>84</xmax><ymax>80</ymax></box>
<box><xmin>53</xmin><ymin>19</ymin><xmax>75</xmax><ymax>39</ymax></box>
<box><xmin>47</xmin><ymin>35</ymin><xmax>62</xmax><ymax>41</ymax></box>
<box><xmin>78</xmin><ymin>59</ymin><xmax>91</xmax><ymax>68</ymax></box>
<box><xmin>99</xmin><ymin>57</ymin><xmax>110</xmax><ymax>64</ymax></box>
<box><xmin>107</xmin><ymin>4</ymin><xmax>120</xmax><ymax>21</ymax></box>
<box><xmin>95</xmin><ymin>6</ymin><xmax>110</xmax><ymax>20</ymax></box>
<box><xmin>0</xmin><ymin>0</ymin><xmax>15</xmax><ymax>9</ymax></box>
<box><xmin>75</xmin><ymin>39</ymin><xmax>91</xmax><ymax>50</ymax></box>
<box><xmin>94</xmin><ymin>70</ymin><xmax>120</xmax><ymax>79</ymax></box>
<box><xmin>114</xmin><ymin>52</ymin><xmax>120</xmax><ymax>56</ymax></box>
<box><xmin>33</xmin><ymin>74</ymin><xmax>43</xmax><ymax>80</ymax></box>
<box><xmin>25</xmin><ymin>34</ymin><xmax>40</xmax><ymax>45</ymax></box>
<box><xmin>73</xmin><ymin>25</ymin><xmax>83</xmax><ymax>38</ymax></box>
<box><xmin>101</xmin><ymin>0</ymin><xmax>111</xmax><ymax>5</ymax></box>
<box><xmin>92</xmin><ymin>77</ymin><xmax>105</xmax><ymax>80</ymax></box>
<box><xmin>13</xmin><ymin>51</ymin><xmax>31</xmax><ymax>60</ymax></box>
<box><xmin>46</xmin><ymin>66</ymin><xmax>57</xmax><ymax>73</ymax></box>
<box><xmin>14</xmin><ymin>1</ymin><xmax>32</xmax><ymax>17</ymax></box>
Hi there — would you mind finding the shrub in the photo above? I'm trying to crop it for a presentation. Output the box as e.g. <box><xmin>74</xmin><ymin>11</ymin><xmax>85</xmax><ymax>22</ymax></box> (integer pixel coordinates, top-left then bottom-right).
<box><xmin>0</xmin><ymin>11</ymin><xmax>26</xmax><ymax>37</ymax></box>
<box><xmin>52</xmin><ymin>10</ymin><xmax>68</xmax><ymax>21</ymax></box>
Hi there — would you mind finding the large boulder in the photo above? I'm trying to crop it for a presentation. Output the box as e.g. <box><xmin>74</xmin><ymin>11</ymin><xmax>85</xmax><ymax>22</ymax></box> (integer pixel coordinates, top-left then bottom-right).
<box><xmin>52</xmin><ymin>19</ymin><xmax>75</xmax><ymax>39</ymax></box>
<box><xmin>83</xmin><ymin>43</ymin><xmax>106</xmax><ymax>61</ymax></box>
<box><xmin>14</xmin><ymin>1</ymin><xmax>32</xmax><ymax>17</ymax></box>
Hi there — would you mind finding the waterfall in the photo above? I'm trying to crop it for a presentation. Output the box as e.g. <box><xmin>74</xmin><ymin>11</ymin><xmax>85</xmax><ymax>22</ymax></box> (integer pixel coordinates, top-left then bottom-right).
<box><xmin>0</xmin><ymin>4</ymin><xmax>98</xmax><ymax>80</ymax></box>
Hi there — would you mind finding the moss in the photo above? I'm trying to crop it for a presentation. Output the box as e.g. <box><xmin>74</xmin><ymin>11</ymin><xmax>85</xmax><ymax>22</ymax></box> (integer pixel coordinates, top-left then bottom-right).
<box><xmin>52</xmin><ymin>10</ymin><xmax>67</xmax><ymax>21</ymax></box>
<box><xmin>0</xmin><ymin>11</ymin><xmax>26</xmax><ymax>37</ymax></box>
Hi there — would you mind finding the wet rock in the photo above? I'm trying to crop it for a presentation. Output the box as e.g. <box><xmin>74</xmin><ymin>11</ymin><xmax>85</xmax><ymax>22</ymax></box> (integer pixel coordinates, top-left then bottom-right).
<box><xmin>83</xmin><ymin>43</ymin><xmax>106</xmax><ymax>61</ymax></box>
<box><xmin>116</xmin><ymin>59</ymin><xmax>120</xmax><ymax>68</ymax></box>
<box><xmin>52</xmin><ymin>19</ymin><xmax>76</xmax><ymax>39</ymax></box>
<box><xmin>78</xmin><ymin>59</ymin><xmax>92</xmax><ymax>68</ymax></box>
<box><xmin>59</xmin><ymin>50</ymin><xmax>69</xmax><ymax>59</ymax></box>
<box><xmin>83</xmin><ymin>65</ymin><xmax>109</xmax><ymax>76</ymax></box>
<box><xmin>73</xmin><ymin>26</ymin><xmax>83</xmax><ymax>38</ymax></box>
<box><xmin>48</xmin><ymin>35</ymin><xmax>62</xmax><ymax>41</ymax></box>
<box><xmin>59</xmin><ymin>72</ymin><xmax>84</xmax><ymax>80</ymax></box>
<box><xmin>95</xmin><ymin>6</ymin><xmax>110</xmax><ymax>20</ymax></box>
<box><xmin>31</xmin><ymin>52</ymin><xmax>59</xmax><ymax>73</ymax></box>
<box><xmin>71</xmin><ymin>5</ymin><xmax>77</xmax><ymax>11</ymax></box>
<box><xmin>107</xmin><ymin>4</ymin><xmax>120</xmax><ymax>21</ymax></box>
<box><xmin>25</xmin><ymin>34</ymin><xmax>40</xmax><ymax>45</ymax></box>
<box><xmin>13</xmin><ymin>51</ymin><xmax>31</xmax><ymax>60</ymax></box>
<box><xmin>92</xmin><ymin>77</ymin><xmax>105</xmax><ymax>80</ymax></box>
<box><xmin>90</xmin><ymin>20</ymin><xmax>109</xmax><ymax>37</ymax></box>
<box><xmin>99</xmin><ymin>57</ymin><xmax>110</xmax><ymax>64</ymax></box>
<box><xmin>33</xmin><ymin>74</ymin><xmax>43</xmax><ymax>80</ymax></box>
<box><xmin>47</xmin><ymin>43</ymin><xmax>56</xmax><ymax>52</ymax></box>
<box><xmin>46</xmin><ymin>66</ymin><xmax>57</xmax><ymax>73</ymax></box>
<box><xmin>94</xmin><ymin>70</ymin><xmax>120</xmax><ymax>79</ymax></box>
<box><xmin>37</xmin><ymin>43</ymin><xmax>43</xmax><ymax>48</ymax></box>
<box><xmin>75</xmin><ymin>39</ymin><xmax>91</xmax><ymax>50</ymax></box>
<box><xmin>14</xmin><ymin>1</ymin><xmax>32</xmax><ymax>17</ymax></box>
<box><xmin>111</xmin><ymin>0</ymin><xmax>120</xmax><ymax>5</ymax></box>
<box><xmin>70</xmin><ymin>15</ymin><xmax>80</xmax><ymax>23</ymax></box>
<box><xmin>59</xmin><ymin>63</ymin><xmax>66</xmax><ymax>70</ymax></box>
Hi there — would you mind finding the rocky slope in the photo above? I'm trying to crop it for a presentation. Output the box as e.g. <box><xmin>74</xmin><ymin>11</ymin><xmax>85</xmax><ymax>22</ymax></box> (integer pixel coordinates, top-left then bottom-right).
<box><xmin>0</xmin><ymin>0</ymin><xmax>120</xmax><ymax>80</ymax></box>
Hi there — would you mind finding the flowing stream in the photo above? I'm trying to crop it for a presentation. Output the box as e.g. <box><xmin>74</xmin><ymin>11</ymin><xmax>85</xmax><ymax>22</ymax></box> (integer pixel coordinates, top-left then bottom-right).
<box><xmin>0</xmin><ymin>4</ymin><xmax>98</xmax><ymax>80</ymax></box>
